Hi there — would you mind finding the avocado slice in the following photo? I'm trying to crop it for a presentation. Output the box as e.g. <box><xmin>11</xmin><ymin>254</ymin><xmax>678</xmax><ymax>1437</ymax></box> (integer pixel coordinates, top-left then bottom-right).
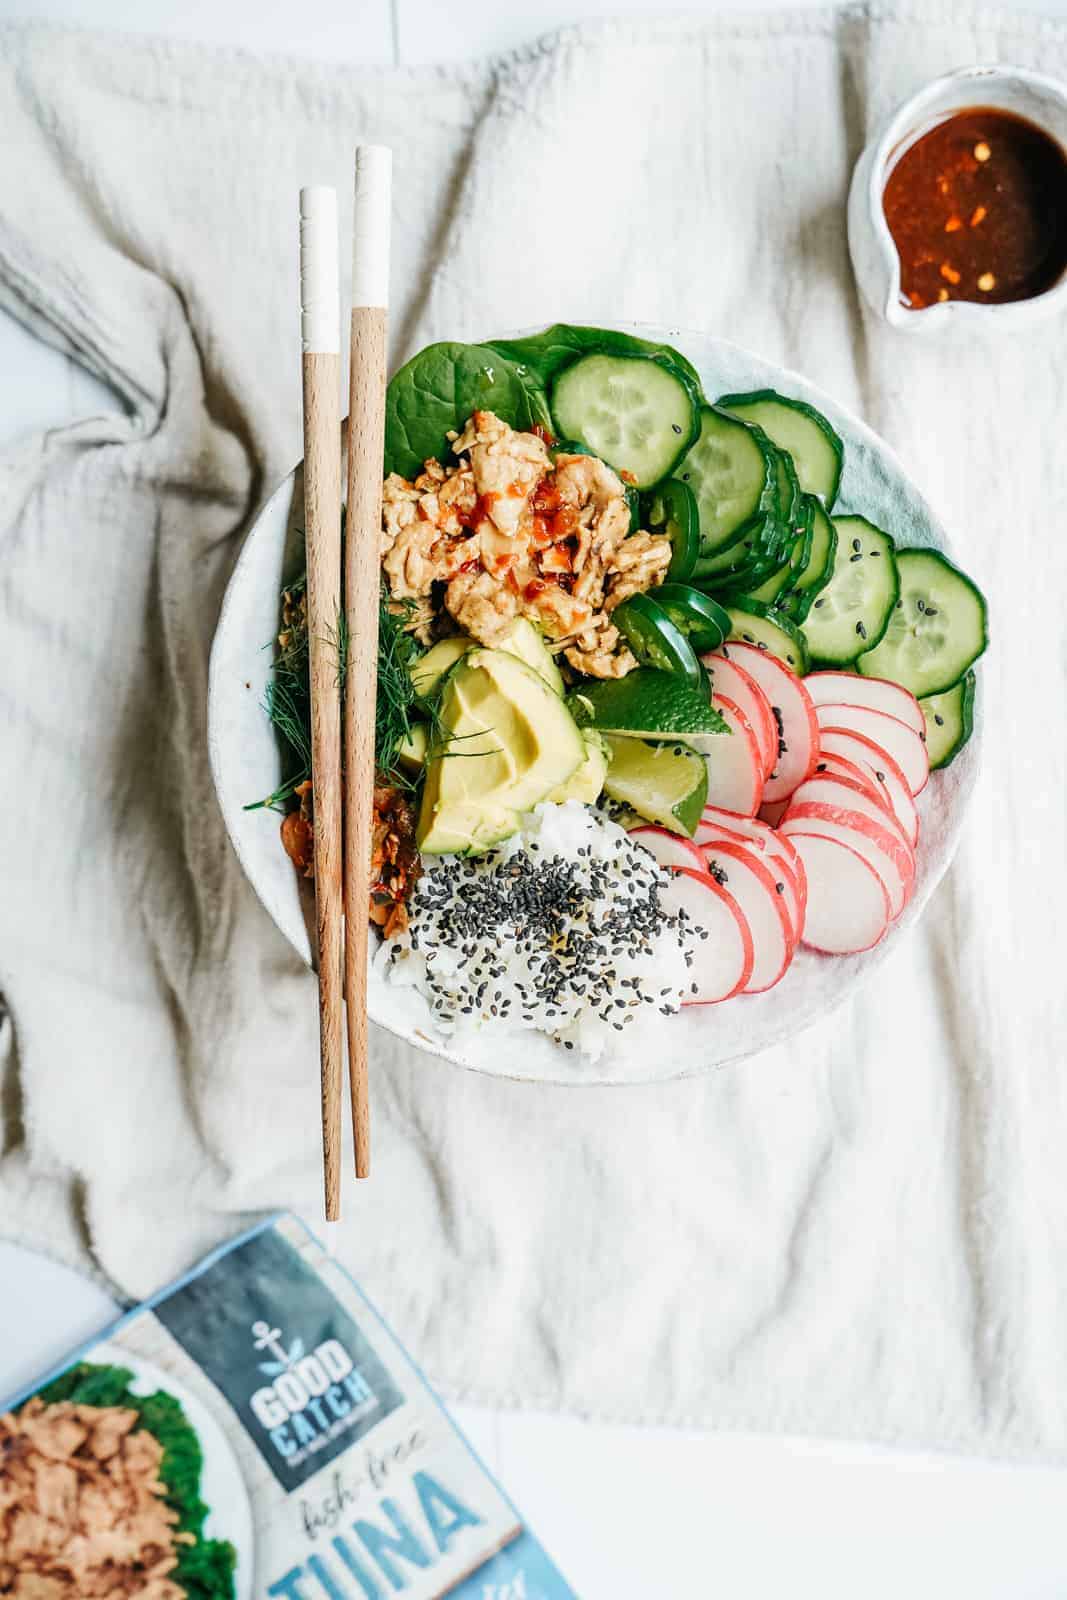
<box><xmin>418</xmin><ymin>649</ymin><xmax>585</xmax><ymax>854</ymax></box>
<box><xmin>408</xmin><ymin>618</ymin><xmax>562</xmax><ymax>703</ymax></box>
<box><xmin>409</xmin><ymin>635</ymin><xmax>472</xmax><ymax>698</ymax></box>
<box><xmin>497</xmin><ymin>617</ymin><xmax>565</xmax><ymax>695</ymax></box>
<box><xmin>547</xmin><ymin>728</ymin><xmax>609</xmax><ymax>804</ymax></box>
<box><xmin>395</xmin><ymin>721</ymin><xmax>429</xmax><ymax>776</ymax></box>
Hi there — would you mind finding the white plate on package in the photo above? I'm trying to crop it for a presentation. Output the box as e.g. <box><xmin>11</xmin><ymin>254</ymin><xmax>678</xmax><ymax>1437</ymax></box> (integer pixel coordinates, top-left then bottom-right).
<box><xmin>86</xmin><ymin>1341</ymin><xmax>256</xmax><ymax>1600</ymax></box>
<box><xmin>208</xmin><ymin>327</ymin><xmax>980</xmax><ymax>1087</ymax></box>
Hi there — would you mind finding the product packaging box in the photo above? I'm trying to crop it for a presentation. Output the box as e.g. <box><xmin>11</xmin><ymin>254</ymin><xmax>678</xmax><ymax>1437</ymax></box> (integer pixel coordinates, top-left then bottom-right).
<box><xmin>0</xmin><ymin>1214</ymin><xmax>577</xmax><ymax>1599</ymax></box>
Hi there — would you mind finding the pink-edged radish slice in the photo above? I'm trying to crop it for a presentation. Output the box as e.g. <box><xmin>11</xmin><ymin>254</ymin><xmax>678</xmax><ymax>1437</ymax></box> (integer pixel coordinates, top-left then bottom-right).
<box><xmin>628</xmin><ymin>825</ymin><xmax>707</xmax><ymax>875</ymax></box>
<box><xmin>810</xmin><ymin>753</ymin><xmax>889</xmax><ymax>812</ymax></box>
<box><xmin>702</xmin><ymin>841</ymin><xmax>795</xmax><ymax>993</ymax></box>
<box><xmin>803</xmin><ymin>670</ymin><xmax>924</xmax><ymax>738</ymax></box>
<box><xmin>813</xmin><ymin>703</ymin><xmax>929</xmax><ymax>796</ymax></box>
<box><xmin>703</xmin><ymin>838</ymin><xmax>802</xmax><ymax>960</ymax></box>
<box><xmin>782</xmin><ymin>804</ymin><xmax>913</xmax><ymax>918</ymax></box>
<box><xmin>701</xmin><ymin>652</ymin><xmax>777</xmax><ymax>779</ymax></box>
<box><xmin>715</xmin><ymin>641</ymin><xmax>818</xmax><ymax>803</ymax></box>
<box><xmin>659</xmin><ymin>867</ymin><xmax>754</xmax><ymax>1004</ymax></box>
<box><xmin>786</xmin><ymin>833</ymin><xmax>892</xmax><ymax>955</ymax></box>
<box><xmin>758</xmin><ymin>798</ymin><xmax>788</xmax><ymax>828</ymax></box>
<box><xmin>696</xmin><ymin>806</ymin><xmax>808</xmax><ymax>918</ymax></box>
<box><xmin>787</xmin><ymin>774</ymin><xmax>913</xmax><ymax>857</ymax></box>
<box><xmin>701</xmin><ymin>696</ymin><xmax>763</xmax><ymax>816</ymax></box>
<box><xmin>816</xmin><ymin>726</ymin><xmax>919</xmax><ymax>847</ymax></box>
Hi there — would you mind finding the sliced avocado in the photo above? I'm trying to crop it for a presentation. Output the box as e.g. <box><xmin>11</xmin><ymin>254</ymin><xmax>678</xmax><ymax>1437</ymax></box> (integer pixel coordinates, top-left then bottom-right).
<box><xmin>395</xmin><ymin>721</ymin><xmax>429</xmax><ymax>776</ymax></box>
<box><xmin>418</xmin><ymin>648</ymin><xmax>585</xmax><ymax>854</ymax></box>
<box><xmin>602</xmin><ymin>734</ymin><xmax>708</xmax><ymax>836</ymax></box>
<box><xmin>409</xmin><ymin>635</ymin><xmax>472</xmax><ymax>697</ymax></box>
<box><xmin>498</xmin><ymin>616</ymin><xmax>565</xmax><ymax>695</ymax></box>
<box><xmin>547</xmin><ymin>728</ymin><xmax>609</xmax><ymax>804</ymax></box>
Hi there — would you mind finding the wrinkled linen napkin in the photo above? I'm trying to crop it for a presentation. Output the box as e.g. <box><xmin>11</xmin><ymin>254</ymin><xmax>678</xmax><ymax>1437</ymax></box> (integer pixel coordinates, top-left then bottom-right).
<box><xmin>2</xmin><ymin>4</ymin><xmax>1066</xmax><ymax>1458</ymax></box>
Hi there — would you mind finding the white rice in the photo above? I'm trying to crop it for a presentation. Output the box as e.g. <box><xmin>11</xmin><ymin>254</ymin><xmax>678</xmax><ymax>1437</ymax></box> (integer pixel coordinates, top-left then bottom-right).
<box><xmin>376</xmin><ymin>801</ymin><xmax>701</xmax><ymax>1063</ymax></box>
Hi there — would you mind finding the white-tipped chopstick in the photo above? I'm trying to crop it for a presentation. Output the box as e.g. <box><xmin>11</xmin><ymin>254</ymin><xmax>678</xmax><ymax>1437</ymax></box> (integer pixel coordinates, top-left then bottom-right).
<box><xmin>299</xmin><ymin>186</ymin><xmax>344</xmax><ymax>1220</ymax></box>
<box><xmin>344</xmin><ymin>145</ymin><xmax>392</xmax><ymax>1180</ymax></box>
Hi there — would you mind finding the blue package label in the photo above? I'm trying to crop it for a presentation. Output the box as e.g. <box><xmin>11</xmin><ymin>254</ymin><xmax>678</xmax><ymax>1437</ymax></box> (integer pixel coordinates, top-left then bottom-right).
<box><xmin>0</xmin><ymin>1214</ymin><xmax>578</xmax><ymax>1600</ymax></box>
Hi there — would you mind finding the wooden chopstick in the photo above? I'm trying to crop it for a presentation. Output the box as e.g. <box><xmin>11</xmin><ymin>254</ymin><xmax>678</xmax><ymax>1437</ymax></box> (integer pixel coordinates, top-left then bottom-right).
<box><xmin>299</xmin><ymin>186</ymin><xmax>344</xmax><ymax>1220</ymax></box>
<box><xmin>344</xmin><ymin>145</ymin><xmax>392</xmax><ymax>1180</ymax></box>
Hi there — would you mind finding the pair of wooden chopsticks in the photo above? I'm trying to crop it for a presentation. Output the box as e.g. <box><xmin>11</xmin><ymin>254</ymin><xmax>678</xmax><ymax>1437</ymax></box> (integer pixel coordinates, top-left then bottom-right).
<box><xmin>299</xmin><ymin>148</ymin><xmax>392</xmax><ymax>1218</ymax></box>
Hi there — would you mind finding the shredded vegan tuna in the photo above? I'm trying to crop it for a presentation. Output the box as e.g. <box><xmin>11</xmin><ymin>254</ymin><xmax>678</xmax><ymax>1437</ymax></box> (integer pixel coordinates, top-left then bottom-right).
<box><xmin>0</xmin><ymin>1398</ymin><xmax>193</xmax><ymax>1598</ymax></box>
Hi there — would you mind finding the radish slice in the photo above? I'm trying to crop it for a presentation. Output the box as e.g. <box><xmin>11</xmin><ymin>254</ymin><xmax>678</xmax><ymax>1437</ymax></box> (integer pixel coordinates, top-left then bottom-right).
<box><xmin>659</xmin><ymin>867</ymin><xmax>754</xmax><ymax>1003</ymax></box>
<box><xmin>714</xmin><ymin>642</ymin><xmax>818</xmax><ymax>802</ymax></box>
<box><xmin>702</xmin><ymin>840</ymin><xmax>797</xmax><ymax>988</ymax></box>
<box><xmin>813</xmin><ymin>703</ymin><xmax>929</xmax><ymax>796</ymax></box>
<box><xmin>628</xmin><ymin>825</ymin><xmax>707</xmax><ymax>875</ymax></box>
<box><xmin>786</xmin><ymin>833</ymin><xmax>892</xmax><ymax>954</ymax></box>
<box><xmin>809</xmin><ymin>753</ymin><xmax>889</xmax><ymax>812</ymax></box>
<box><xmin>782</xmin><ymin>804</ymin><xmax>913</xmax><ymax>918</ymax></box>
<box><xmin>698</xmin><ymin>696</ymin><xmax>763</xmax><ymax>816</ymax></box>
<box><xmin>702</xmin><ymin>652</ymin><xmax>777</xmax><ymax>779</ymax></box>
<box><xmin>696</xmin><ymin>806</ymin><xmax>807</xmax><ymax>920</ymax></box>
<box><xmin>803</xmin><ymin>671</ymin><xmax>924</xmax><ymax>738</ymax></box>
<box><xmin>816</xmin><ymin>726</ymin><xmax>919</xmax><ymax>847</ymax></box>
<box><xmin>787</xmin><ymin>774</ymin><xmax>913</xmax><ymax>857</ymax></box>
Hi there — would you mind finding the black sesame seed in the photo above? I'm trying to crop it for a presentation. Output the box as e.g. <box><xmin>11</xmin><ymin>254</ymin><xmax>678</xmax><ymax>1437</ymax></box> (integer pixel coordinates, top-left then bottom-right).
<box><xmin>849</xmin><ymin>553</ymin><xmax>863</xmax><ymax>563</ymax></box>
<box><xmin>856</xmin><ymin>621</ymin><xmax>867</xmax><ymax>639</ymax></box>
<box><xmin>852</xmin><ymin>537</ymin><xmax>862</xmax><ymax>552</ymax></box>
<box><xmin>934</xmin><ymin>713</ymin><xmax>944</xmax><ymax>726</ymax></box>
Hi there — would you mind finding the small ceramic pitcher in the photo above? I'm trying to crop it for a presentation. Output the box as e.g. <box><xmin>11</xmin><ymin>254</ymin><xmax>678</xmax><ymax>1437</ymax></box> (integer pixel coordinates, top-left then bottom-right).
<box><xmin>848</xmin><ymin>64</ymin><xmax>1067</xmax><ymax>333</ymax></box>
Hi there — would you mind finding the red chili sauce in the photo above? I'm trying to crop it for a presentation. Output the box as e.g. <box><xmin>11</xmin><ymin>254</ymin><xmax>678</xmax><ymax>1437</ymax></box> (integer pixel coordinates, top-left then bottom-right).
<box><xmin>882</xmin><ymin>106</ymin><xmax>1067</xmax><ymax>309</ymax></box>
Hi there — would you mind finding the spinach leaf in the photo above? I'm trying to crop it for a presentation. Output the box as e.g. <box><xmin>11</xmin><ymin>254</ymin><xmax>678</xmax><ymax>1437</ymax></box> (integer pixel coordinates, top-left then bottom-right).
<box><xmin>487</xmin><ymin>323</ymin><xmax>705</xmax><ymax>394</ymax></box>
<box><xmin>384</xmin><ymin>341</ymin><xmax>551</xmax><ymax>479</ymax></box>
<box><xmin>34</xmin><ymin>1361</ymin><xmax>238</xmax><ymax>1600</ymax></box>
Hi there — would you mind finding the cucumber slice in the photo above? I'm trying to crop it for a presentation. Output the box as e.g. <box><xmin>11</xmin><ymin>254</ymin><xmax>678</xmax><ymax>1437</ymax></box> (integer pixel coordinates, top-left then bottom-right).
<box><xmin>550</xmin><ymin>354</ymin><xmax>699</xmax><ymax>488</ymax></box>
<box><xmin>778</xmin><ymin>497</ymin><xmax>837</xmax><ymax>622</ymax></box>
<box><xmin>717</xmin><ymin>389</ymin><xmax>844</xmax><ymax>506</ymax></box>
<box><xmin>773</xmin><ymin>448</ymin><xmax>803</xmax><ymax>537</ymax></box>
<box><xmin>677</xmin><ymin>406</ymin><xmax>777</xmax><ymax>555</ymax></box>
<box><xmin>725</xmin><ymin>599</ymin><xmax>810</xmax><ymax>675</ymax></box>
<box><xmin>857</xmin><ymin>549</ymin><xmax>989</xmax><ymax>699</ymax></box>
<box><xmin>800</xmin><ymin>515</ymin><xmax>898</xmax><ymax>667</ymax></box>
<box><xmin>919</xmin><ymin>670</ymin><xmax>976</xmax><ymax>769</ymax></box>
<box><xmin>739</xmin><ymin>495</ymin><xmax>814</xmax><ymax>607</ymax></box>
<box><xmin>602</xmin><ymin>735</ymin><xmax>709</xmax><ymax>837</ymax></box>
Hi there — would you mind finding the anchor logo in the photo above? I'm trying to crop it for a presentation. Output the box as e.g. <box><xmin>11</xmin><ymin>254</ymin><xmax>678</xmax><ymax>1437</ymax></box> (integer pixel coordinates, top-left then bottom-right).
<box><xmin>252</xmin><ymin>1318</ymin><xmax>305</xmax><ymax>1377</ymax></box>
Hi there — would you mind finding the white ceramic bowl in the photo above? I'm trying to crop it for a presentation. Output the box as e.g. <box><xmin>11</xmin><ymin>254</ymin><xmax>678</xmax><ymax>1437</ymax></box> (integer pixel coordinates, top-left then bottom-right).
<box><xmin>208</xmin><ymin>328</ymin><xmax>980</xmax><ymax>1086</ymax></box>
<box><xmin>848</xmin><ymin>64</ymin><xmax>1067</xmax><ymax>334</ymax></box>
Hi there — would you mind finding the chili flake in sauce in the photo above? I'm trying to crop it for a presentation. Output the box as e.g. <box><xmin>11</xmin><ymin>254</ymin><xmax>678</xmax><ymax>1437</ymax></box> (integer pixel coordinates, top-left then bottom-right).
<box><xmin>883</xmin><ymin>106</ymin><xmax>1067</xmax><ymax>308</ymax></box>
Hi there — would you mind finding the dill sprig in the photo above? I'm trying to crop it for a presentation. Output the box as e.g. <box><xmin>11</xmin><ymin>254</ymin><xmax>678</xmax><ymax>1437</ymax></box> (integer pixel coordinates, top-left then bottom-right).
<box><xmin>248</xmin><ymin>577</ymin><xmax>434</xmax><ymax>810</ymax></box>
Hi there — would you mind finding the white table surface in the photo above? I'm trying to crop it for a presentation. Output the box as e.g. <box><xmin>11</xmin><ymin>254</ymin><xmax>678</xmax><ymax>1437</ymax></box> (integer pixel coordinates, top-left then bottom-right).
<box><xmin>3</xmin><ymin>3</ymin><xmax>1067</xmax><ymax>1596</ymax></box>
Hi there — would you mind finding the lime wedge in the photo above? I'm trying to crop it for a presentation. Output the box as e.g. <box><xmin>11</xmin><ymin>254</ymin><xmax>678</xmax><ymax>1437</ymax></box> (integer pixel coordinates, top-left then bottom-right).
<box><xmin>568</xmin><ymin>669</ymin><xmax>727</xmax><ymax>740</ymax></box>
<box><xmin>602</xmin><ymin>735</ymin><xmax>708</xmax><ymax>836</ymax></box>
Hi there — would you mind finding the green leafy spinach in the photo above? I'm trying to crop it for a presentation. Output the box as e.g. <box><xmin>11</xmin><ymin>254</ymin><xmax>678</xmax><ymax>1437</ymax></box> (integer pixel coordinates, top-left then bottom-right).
<box><xmin>384</xmin><ymin>341</ymin><xmax>552</xmax><ymax>479</ymax></box>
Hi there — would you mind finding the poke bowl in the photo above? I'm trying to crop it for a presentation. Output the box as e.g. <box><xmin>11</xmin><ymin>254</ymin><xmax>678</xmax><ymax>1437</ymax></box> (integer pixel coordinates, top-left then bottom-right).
<box><xmin>208</xmin><ymin>324</ymin><xmax>985</xmax><ymax>1086</ymax></box>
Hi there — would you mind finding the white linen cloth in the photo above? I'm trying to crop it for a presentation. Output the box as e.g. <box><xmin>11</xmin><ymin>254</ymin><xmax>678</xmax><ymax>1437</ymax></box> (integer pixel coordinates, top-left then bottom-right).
<box><xmin>1</xmin><ymin>5</ymin><xmax>1065</xmax><ymax>1458</ymax></box>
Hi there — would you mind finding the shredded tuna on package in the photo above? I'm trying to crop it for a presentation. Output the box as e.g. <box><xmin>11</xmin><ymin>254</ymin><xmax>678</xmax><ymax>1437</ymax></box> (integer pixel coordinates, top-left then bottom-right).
<box><xmin>0</xmin><ymin>1399</ymin><xmax>192</xmax><ymax>1599</ymax></box>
